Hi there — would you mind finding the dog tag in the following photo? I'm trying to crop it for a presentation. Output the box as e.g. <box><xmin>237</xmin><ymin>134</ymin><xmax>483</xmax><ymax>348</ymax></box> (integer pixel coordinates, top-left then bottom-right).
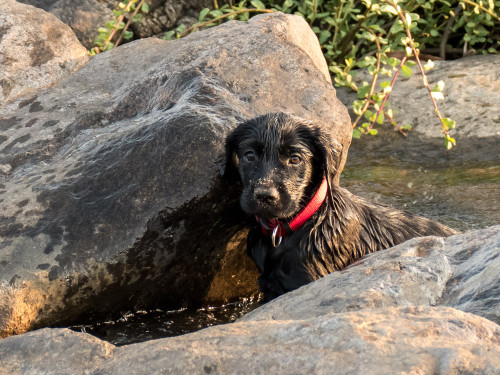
<box><xmin>271</xmin><ymin>226</ymin><xmax>282</xmax><ymax>248</ymax></box>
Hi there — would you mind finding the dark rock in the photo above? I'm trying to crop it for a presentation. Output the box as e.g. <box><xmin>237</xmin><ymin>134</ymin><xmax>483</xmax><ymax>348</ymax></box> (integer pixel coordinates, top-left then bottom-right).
<box><xmin>0</xmin><ymin>12</ymin><xmax>351</xmax><ymax>337</ymax></box>
<box><xmin>0</xmin><ymin>0</ymin><xmax>89</xmax><ymax>103</ymax></box>
<box><xmin>51</xmin><ymin>0</ymin><xmax>114</xmax><ymax>49</ymax></box>
<box><xmin>15</xmin><ymin>0</ymin><xmax>60</xmax><ymax>11</ymax></box>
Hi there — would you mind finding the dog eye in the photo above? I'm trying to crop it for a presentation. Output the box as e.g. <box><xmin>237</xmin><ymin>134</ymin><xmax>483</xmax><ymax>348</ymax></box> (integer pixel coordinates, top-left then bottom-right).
<box><xmin>289</xmin><ymin>155</ymin><xmax>302</xmax><ymax>165</ymax></box>
<box><xmin>243</xmin><ymin>151</ymin><xmax>256</xmax><ymax>162</ymax></box>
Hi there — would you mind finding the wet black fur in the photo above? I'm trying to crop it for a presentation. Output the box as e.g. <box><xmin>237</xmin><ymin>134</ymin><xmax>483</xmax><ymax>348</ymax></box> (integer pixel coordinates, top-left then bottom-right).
<box><xmin>225</xmin><ymin>112</ymin><xmax>457</xmax><ymax>301</ymax></box>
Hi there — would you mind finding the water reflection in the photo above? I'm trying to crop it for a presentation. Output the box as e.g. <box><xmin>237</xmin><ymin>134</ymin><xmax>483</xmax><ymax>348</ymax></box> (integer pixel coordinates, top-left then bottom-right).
<box><xmin>70</xmin><ymin>296</ymin><xmax>261</xmax><ymax>346</ymax></box>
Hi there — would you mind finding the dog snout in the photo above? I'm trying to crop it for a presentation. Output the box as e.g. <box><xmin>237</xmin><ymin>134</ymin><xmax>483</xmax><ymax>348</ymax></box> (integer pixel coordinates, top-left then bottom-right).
<box><xmin>254</xmin><ymin>185</ymin><xmax>280</xmax><ymax>205</ymax></box>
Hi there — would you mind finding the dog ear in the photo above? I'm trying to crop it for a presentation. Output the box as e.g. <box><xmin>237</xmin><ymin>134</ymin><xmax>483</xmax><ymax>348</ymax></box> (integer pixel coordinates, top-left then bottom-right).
<box><xmin>312</xmin><ymin>127</ymin><xmax>343</xmax><ymax>188</ymax></box>
<box><xmin>223</xmin><ymin>124</ymin><xmax>244</xmax><ymax>182</ymax></box>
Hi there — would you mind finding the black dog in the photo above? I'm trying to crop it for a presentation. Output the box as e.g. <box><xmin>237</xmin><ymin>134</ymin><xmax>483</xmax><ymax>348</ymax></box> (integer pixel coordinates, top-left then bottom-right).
<box><xmin>225</xmin><ymin>112</ymin><xmax>457</xmax><ymax>301</ymax></box>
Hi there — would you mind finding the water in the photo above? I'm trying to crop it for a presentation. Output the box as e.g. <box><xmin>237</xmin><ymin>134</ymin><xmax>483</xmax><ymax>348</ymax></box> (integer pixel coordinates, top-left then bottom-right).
<box><xmin>70</xmin><ymin>296</ymin><xmax>261</xmax><ymax>346</ymax></box>
<box><xmin>341</xmin><ymin>157</ymin><xmax>499</xmax><ymax>232</ymax></box>
<box><xmin>71</xmin><ymin>152</ymin><xmax>499</xmax><ymax>346</ymax></box>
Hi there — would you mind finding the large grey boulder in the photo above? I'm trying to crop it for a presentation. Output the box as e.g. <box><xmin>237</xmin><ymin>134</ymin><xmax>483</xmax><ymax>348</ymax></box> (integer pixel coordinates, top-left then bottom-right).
<box><xmin>0</xmin><ymin>12</ymin><xmax>351</xmax><ymax>337</ymax></box>
<box><xmin>1</xmin><ymin>227</ymin><xmax>499</xmax><ymax>374</ymax></box>
<box><xmin>0</xmin><ymin>0</ymin><xmax>89</xmax><ymax>103</ymax></box>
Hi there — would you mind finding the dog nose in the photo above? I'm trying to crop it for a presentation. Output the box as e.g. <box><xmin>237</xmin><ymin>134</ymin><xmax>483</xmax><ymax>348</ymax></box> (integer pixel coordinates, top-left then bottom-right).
<box><xmin>254</xmin><ymin>186</ymin><xmax>280</xmax><ymax>204</ymax></box>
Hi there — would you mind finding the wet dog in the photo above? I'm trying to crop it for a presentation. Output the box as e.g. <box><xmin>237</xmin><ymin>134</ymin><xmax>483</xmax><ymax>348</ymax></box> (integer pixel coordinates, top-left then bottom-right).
<box><xmin>225</xmin><ymin>112</ymin><xmax>457</xmax><ymax>301</ymax></box>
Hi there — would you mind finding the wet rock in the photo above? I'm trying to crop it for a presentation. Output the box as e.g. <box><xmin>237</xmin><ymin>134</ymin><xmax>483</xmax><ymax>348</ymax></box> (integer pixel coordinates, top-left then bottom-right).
<box><xmin>0</xmin><ymin>0</ymin><xmax>89</xmax><ymax>103</ymax></box>
<box><xmin>1</xmin><ymin>306</ymin><xmax>500</xmax><ymax>374</ymax></box>
<box><xmin>337</xmin><ymin>55</ymin><xmax>500</xmax><ymax>162</ymax></box>
<box><xmin>0</xmin><ymin>12</ymin><xmax>351</xmax><ymax>337</ymax></box>
<box><xmin>242</xmin><ymin>226</ymin><xmax>500</xmax><ymax>324</ymax></box>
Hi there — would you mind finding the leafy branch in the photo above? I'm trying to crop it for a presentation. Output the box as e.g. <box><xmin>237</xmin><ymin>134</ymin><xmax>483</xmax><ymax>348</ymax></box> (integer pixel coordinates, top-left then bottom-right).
<box><xmin>163</xmin><ymin>2</ymin><xmax>275</xmax><ymax>40</ymax></box>
<box><xmin>90</xmin><ymin>0</ymin><xmax>149</xmax><ymax>55</ymax></box>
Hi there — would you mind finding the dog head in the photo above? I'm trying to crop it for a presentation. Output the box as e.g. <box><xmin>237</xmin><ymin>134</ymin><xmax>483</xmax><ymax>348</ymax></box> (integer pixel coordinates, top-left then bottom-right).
<box><xmin>225</xmin><ymin>112</ymin><xmax>341</xmax><ymax>220</ymax></box>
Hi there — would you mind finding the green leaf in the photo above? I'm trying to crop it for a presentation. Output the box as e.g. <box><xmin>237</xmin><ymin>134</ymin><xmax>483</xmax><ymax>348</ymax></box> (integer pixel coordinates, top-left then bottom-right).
<box><xmin>103</xmin><ymin>41</ymin><xmax>114</xmax><ymax>51</ymax></box>
<box><xmin>380</xmin><ymin>4</ymin><xmax>398</xmax><ymax>15</ymax></box>
<box><xmin>424</xmin><ymin>60</ymin><xmax>435</xmax><ymax>71</ymax></box>
<box><xmin>401</xmin><ymin>64</ymin><xmax>412</xmax><ymax>77</ymax></box>
<box><xmin>133</xmin><ymin>13</ymin><xmax>142</xmax><ymax>22</ymax></box>
<box><xmin>353</xmin><ymin>100</ymin><xmax>364</xmax><ymax>115</ymax></box>
<box><xmin>431</xmin><ymin>80</ymin><xmax>445</xmax><ymax>92</ymax></box>
<box><xmin>352</xmin><ymin>129</ymin><xmax>361</xmax><ymax>139</ymax></box>
<box><xmin>404</xmin><ymin>12</ymin><xmax>412</xmax><ymax>28</ymax></box>
<box><xmin>441</xmin><ymin>117</ymin><xmax>456</xmax><ymax>129</ymax></box>
<box><xmin>431</xmin><ymin>91</ymin><xmax>444</xmax><ymax>100</ymax></box>
<box><xmin>141</xmin><ymin>2</ymin><xmax>149</xmax><ymax>13</ymax></box>
<box><xmin>357</xmin><ymin>85</ymin><xmax>371</xmax><ymax>99</ymax></box>
<box><xmin>369</xmin><ymin>128</ymin><xmax>378</xmax><ymax>135</ymax></box>
<box><xmin>199</xmin><ymin>8</ymin><xmax>210</xmax><ymax>22</ymax></box>
<box><xmin>122</xmin><ymin>30</ymin><xmax>133</xmax><ymax>40</ymax></box>
<box><xmin>250</xmin><ymin>0</ymin><xmax>266</xmax><ymax>9</ymax></box>
<box><xmin>376</xmin><ymin>112</ymin><xmax>384</xmax><ymax>124</ymax></box>
<box><xmin>163</xmin><ymin>30</ymin><xmax>176</xmax><ymax>40</ymax></box>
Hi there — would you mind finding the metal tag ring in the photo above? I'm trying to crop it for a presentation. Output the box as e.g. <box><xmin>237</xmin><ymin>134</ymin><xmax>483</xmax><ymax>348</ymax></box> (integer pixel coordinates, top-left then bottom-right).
<box><xmin>271</xmin><ymin>226</ymin><xmax>282</xmax><ymax>248</ymax></box>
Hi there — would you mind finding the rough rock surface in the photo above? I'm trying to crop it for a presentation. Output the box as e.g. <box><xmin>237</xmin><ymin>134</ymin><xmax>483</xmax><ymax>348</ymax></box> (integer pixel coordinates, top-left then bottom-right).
<box><xmin>0</xmin><ymin>0</ymin><xmax>89</xmax><ymax>103</ymax></box>
<box><xmin>1</xmin><ymin>227</ymin><xmax>499</xmax><ymax>375</ymax></box>
<box><xmin>0</xmin><ymin>12</ymin><xmax>351</xmax><ymax>337</ymax></box>
<box><xmin>337</xmin><ymin>54</ymin><xmax>500</xmax><ymax>161</ymax></box>
<box><xmin>243</xmin><ymin>225</ymin><xmax>500</xmax><ymax>325</ymax></box>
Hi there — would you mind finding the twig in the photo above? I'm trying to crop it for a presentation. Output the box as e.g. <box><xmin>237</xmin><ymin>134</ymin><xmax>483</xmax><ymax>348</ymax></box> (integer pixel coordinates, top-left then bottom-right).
<box><xmin>115</xmin><ymin>0</ymin><xmax>146</xmax><ymax>48</ymax></box>
<box><xmin>352</xmin><ymin>26</ymin><xmax>381</xmax><ymax>129</ymax></box>
<box><xmin>386</xmin><ymin>0</ymin><xmax>454</xmax><ymax>146</ymax></box>
<box><xmin>368</xmin><ymin>56</ymin><xmax>408</xmax><ymax>132</ymax></box>
<box><xmin>103</xmin><ymin>0</ymin><xmax>136</xmax><ymax>51</ymax></box>
<box><xmin>440</xmin><ymin>4</ymin><xmax>463</xmax><ymax>59</ymax></box>
<box><xmin>459</xmin><ymin>0</ymin><xmax>500</xmax><ymax>21</ymax></box>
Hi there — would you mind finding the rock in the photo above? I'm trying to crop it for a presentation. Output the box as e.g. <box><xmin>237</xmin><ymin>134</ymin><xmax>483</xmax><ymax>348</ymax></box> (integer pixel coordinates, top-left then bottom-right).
<box><xmin>50</xmin><ymin>0</ymin><xmax>114</xmax><ymax>49</ymax></box>
<box><xmin>0</xmin><ymin>12</ymin><xmax>351</xmax><ymax>337</ymax></box>
<box><xmin>242</xmin><ymin>226</ymin><xmax>500</xmax><ymax>325</ymax></box>
<box><xmin>1</xmin><ymin>227</ymin><xmax>499</xmax><ymax>374</ymax></box>
<box><xmin>337</xmin><ymin>55</ymin><xmax>500</xmax><ymax>161</ymax></box>
<box><xmin>0</xmin><ymin>0</ymin><xmax>89</xmax><ymax>103</ymax></box>
<box><xmin>241</xmin><ymin>236</ymin><xmax>453</xmax><ymax>322</ymax></box>
<box><xmin>15</xmin><ymin>0</ymin><xmax>60</xmax><ymax>11</ymax></box>
<box><xmin>1</xmin><ymin>306</ymin><xmax>500</xmax><ymax>374</ymax></box>
<box><xmin>131</xmin><ymin>0</ymin><xmax>213</xmax><ymax>38</ymax></box>
<box><xmin>440</xmin><ymin>226</ymin><xmax>500</xmax><ymax>324</ymax></box>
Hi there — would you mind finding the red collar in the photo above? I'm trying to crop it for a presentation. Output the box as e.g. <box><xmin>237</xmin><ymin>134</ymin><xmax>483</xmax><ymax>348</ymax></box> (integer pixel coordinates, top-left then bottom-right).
<box><xmin>256</xmin><ymin>176</ymin><xmax>328</xmax><ymax>247</ymax></box>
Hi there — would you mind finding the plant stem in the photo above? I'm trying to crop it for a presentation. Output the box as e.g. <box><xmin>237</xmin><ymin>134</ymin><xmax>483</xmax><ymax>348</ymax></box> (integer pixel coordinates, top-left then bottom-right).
<box><xmin>460</xmin><ymin>0</ymin><xmax>500</xmax><ymax>21</ymax></box>
<box><xmin>352</xmin><ymin>26</ymin><xmax>381</xmax><ymax>129</ymax></box>
<box><xmin>103</xmin><ymin>0</ymin><xmax>136</xmax><ymax>51</ymax></box>
<box><xmin>368</xmin><ymin>56</ymin><xmax>407</xmax><ymax>131</ymax></box>
<box><xmin>115</xmin><ymin>0</ymin><xmax>146</xmax><ymax>48</ymax></box>
<box><xmin>385</xmin><ymin>0</ymin><xmax>453</xmax><ymax>143</ymax></box>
